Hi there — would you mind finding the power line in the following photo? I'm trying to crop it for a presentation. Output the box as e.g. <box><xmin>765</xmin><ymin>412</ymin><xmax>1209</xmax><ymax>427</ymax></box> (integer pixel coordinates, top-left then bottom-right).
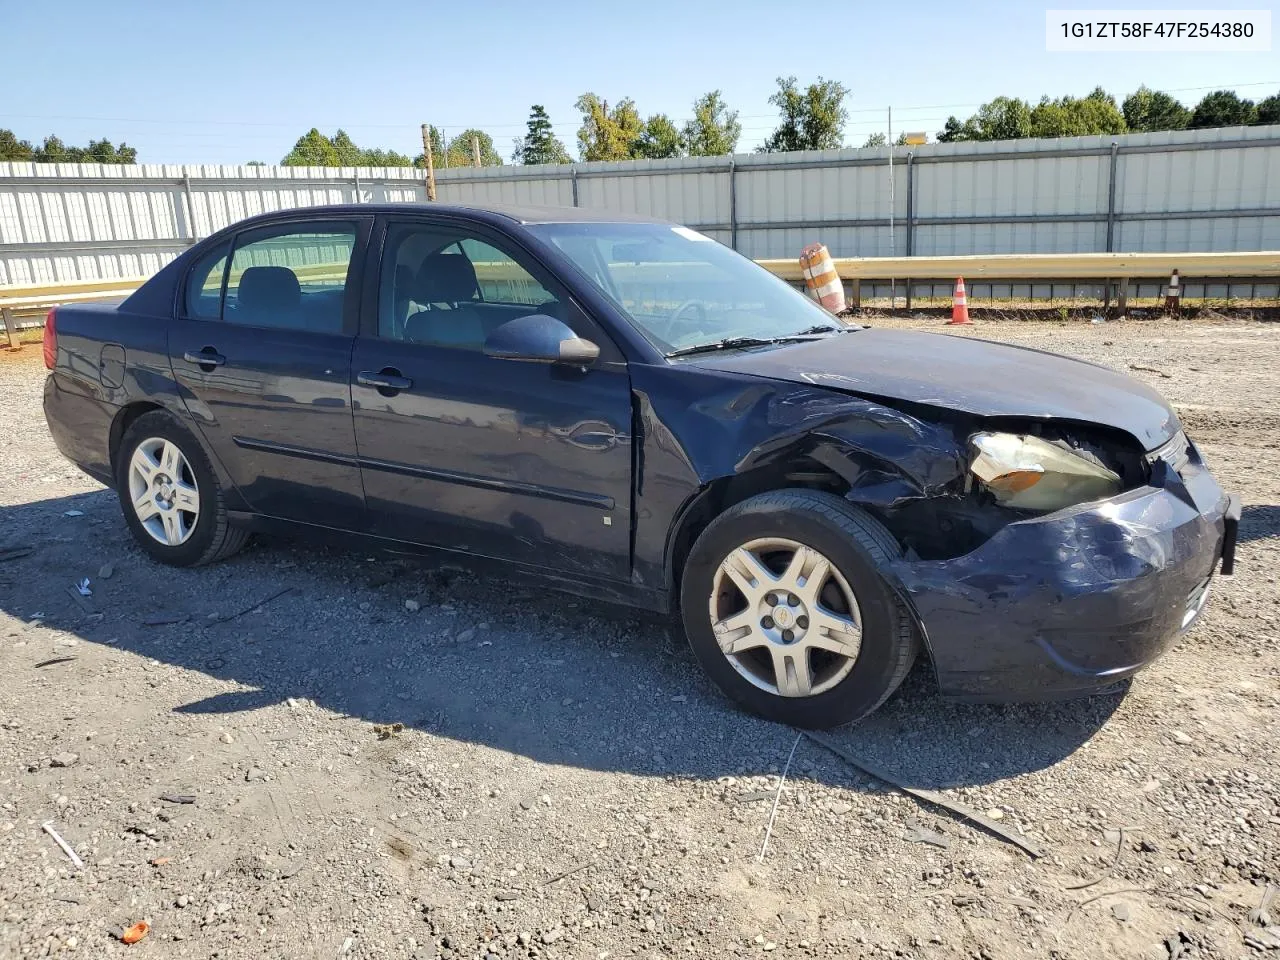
<box><xmin>4</xmin><ymin>78</ymin><xmax>1275</xmax><ymax>133</ymax></box>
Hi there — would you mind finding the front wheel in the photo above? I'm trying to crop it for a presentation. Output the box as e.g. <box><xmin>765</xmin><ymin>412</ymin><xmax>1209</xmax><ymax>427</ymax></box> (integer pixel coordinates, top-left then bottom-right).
<box><xmin>680</xmin><ymin>490</ymin><xmax>918</xmax><ymax>728</ymax></box>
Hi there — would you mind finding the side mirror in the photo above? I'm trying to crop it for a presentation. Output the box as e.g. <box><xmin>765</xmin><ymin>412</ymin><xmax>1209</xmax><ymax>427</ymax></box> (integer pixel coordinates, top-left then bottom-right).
<box><xmin>483</xmin><ymin>313</ymin><xmax>600</xmax><ymax>365</ymax></box>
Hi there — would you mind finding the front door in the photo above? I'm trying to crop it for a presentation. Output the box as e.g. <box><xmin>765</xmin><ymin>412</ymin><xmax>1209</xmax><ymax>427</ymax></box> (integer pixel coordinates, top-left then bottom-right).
<box><xmin>350</xmin><ymin>218</ymin><xmax>633</xmax><ymax>581</ymax></box>
<box><xmin>169</xmin><ymin>218</ymin><xmax>370</xmax><ymax>525</ymax></box>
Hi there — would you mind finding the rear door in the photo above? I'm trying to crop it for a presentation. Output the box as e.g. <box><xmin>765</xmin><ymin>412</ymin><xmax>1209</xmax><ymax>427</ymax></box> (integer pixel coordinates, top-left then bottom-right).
<box><xmin>169</xmin><ymin>217</ymin><xmax>371</xmax><ymax>525</ymax></box>
<box><xmin>350</xmin><ymin>216</ymin><xmax>633</xmax><ymax>580</ymax></box>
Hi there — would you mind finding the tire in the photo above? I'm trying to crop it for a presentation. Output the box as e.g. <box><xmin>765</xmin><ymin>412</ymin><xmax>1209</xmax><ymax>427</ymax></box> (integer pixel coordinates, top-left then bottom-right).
<box><xmin>115</xmin><ymin>410</ymin><xmax>250</xmax><ymax>567</ymax></box>
<box><xmin>680</xmin><ymin>489</ymin><xmax>918</xmax><ymax>728</ymax></box>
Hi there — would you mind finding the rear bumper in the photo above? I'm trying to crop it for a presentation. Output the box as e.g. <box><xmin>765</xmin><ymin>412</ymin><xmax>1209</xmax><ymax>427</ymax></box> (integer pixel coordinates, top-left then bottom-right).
<box><xmin>44</xmin><ymin>374</ymin><xmax>117</xmax><ymax>487</ymax></box>
<box><xmin>891</xmin><ymin>450</ymin><xmax>1235</xmax><ymax>702</ymax></box>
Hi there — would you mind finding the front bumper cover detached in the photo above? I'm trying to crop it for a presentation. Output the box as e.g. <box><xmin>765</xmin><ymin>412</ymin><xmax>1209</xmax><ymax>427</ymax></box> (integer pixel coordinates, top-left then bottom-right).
<box><xmin>889</xmin><ymin>440</ymin><xmax>1238</xmax><ymax>702</ymax></box>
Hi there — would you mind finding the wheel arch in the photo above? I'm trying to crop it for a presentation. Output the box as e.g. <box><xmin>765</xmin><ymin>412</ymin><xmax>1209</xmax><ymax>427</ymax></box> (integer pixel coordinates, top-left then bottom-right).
<box><xmin>662</xmin><ymin>453</ymin><xmax>938</xmax><ymax>669</ymax></box>
<box><xmin>664</xmin><ymin>450</ymin><xmax>855</xmax><ymax>607</ymax></box>
<box><xmin>108</xmin><ymin>401</ymin><xmax>167</xmax><ymax>475</ymax></box>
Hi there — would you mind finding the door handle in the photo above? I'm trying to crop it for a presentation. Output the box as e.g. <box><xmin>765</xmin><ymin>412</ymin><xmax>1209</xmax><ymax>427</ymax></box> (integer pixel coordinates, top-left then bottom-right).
<box><xmin>183</xmin><ymin>348</ymin><xmax>226</xmax><ymax>368</ymax></box>
<box><xmin>358</xmin><ymin>369</ymin><xmax>413</xmax><ymax>394</ymax></box>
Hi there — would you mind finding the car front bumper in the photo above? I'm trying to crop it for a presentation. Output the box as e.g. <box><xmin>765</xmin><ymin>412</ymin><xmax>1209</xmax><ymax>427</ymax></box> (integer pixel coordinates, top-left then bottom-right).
<box><xmin>889</xmin><ymin>439</ymin><xmax>1239</xmax><ymax>702</ymax></box>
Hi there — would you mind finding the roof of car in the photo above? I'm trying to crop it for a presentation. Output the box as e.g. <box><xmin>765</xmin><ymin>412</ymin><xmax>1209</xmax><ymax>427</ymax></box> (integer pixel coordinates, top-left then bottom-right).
<box><xmin>238</xmin><ymin>202</ymin><xmax>671</xmax><ymax>226</ymax></box>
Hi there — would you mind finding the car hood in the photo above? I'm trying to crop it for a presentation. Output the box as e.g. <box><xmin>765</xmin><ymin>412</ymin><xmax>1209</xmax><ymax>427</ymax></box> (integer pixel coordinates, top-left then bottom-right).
<box><xmin>686</xmin><ymin>328</ymin><xmax>1180</xmax><ymax>450</ymax></box>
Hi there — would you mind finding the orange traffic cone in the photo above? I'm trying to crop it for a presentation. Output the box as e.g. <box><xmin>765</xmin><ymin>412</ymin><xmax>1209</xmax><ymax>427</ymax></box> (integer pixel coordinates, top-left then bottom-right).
<box><xmin>947</xmin><ymin>277</ymin><xmax>971</xmax><ymax>325</ymax></box>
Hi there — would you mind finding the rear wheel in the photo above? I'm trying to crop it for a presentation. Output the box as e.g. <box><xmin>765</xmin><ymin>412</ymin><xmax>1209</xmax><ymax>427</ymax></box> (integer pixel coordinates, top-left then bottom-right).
<box><xmin>680</xmin><ymin>490</ymin><xmax>918</xmax><ymax>728</ymax></box>
<box><xmin>115</xmin><ymin>411</ymin><xmax>249</xmax><ymax>567</ymax></box>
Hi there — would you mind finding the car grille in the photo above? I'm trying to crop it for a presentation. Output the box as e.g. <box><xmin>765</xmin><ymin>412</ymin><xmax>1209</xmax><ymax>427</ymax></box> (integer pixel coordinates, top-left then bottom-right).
<box><xmin>1182</xmin><ymin>575</ymin><xmax>1212</xmax><ymax>630</ymax></box>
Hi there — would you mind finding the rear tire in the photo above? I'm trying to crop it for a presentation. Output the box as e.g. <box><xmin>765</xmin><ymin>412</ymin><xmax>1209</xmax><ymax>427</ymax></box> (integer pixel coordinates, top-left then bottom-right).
<box><xmin>115</xmin><ymin>411</ymin><xmax>249</xmax><ymax>567</ymax></box>
<box><xmin>680</xmin><ymin>489</ymin><xmax>918</xmax><ymax>728</ymax></box>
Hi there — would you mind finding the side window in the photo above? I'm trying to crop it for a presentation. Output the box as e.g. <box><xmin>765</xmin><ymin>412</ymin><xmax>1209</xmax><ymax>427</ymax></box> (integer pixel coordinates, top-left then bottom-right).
<box><xmin>184</xmin><ymin>241</ymin><xmax>229</xmax><ymax>319</ymax></box>
<box><xmin>222</xmin><ymin>223</ymin><xmax>357</xmax><ymax>333</ymax></box>
<box><xmin>377</xmin><ymin>224</ymin><xmax>562</xmax><ymax>351</ymax></box>
<box><xmin>457</xmin><ymin>238</ymin><xmax>557</xmax><ymax>307</ymax></box>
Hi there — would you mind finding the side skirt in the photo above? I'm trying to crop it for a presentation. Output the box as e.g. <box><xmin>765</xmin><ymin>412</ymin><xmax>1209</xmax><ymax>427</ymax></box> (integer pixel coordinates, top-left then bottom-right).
<box><xmin>226</xmin><ymin>511</ymin><xmax>670</xmax><ymax>616</ymax></box>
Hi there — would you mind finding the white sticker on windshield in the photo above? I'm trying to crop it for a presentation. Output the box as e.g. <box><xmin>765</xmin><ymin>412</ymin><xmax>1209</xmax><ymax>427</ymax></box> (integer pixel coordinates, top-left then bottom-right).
<box><xmin>671</xmin><ymin>226</ymin><xmax>712</xmax><ymax>242</ymax></box>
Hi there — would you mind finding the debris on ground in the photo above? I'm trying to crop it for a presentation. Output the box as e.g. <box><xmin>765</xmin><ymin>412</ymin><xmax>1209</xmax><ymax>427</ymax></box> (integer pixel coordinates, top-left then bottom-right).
<box><xmin>41</xmin><ymin>821</ymin><xmax>84</xmax><ymax>869</ymax></box>
<box><xmin>903</xmin><ymin>821</ymin><xmax>950</xmax><ymax>848</ymax></box>
<box><xmin>120</xmin><ymin>921</ymin><xmax>150</xmax><ymax>945</ymax></box>
<box><xmin>804</xmin><ymin>731</ymin><xmax>1046</xmax><ymax>858</ymax></box>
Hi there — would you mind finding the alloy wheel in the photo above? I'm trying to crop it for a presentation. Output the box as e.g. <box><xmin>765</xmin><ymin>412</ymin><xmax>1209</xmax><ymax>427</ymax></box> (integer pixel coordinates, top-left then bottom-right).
<box><xmin>127</xmin><ymin>437</ymin><xmax>201</xmax><ymax>547</ymax></box>
<box><xmin>708</xmin><ymin>537</ymin><xmax>863</xmax><ymax>697</ymax></box>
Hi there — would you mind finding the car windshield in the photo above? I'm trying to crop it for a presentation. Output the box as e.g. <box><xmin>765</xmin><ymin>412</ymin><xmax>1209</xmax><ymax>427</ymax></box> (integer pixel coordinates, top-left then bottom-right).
<box><xmin>528</xmin><ymin>222</ymin><xmax>845</xmax><ymax>356</ymax></box>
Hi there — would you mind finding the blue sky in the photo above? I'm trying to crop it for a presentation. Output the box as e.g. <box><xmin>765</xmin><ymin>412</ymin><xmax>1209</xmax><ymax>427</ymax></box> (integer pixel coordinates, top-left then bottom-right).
<box><xmin>5</xmin><ymin>0</ymin><xmax>1277</xmax><ymax>165</ymax></box>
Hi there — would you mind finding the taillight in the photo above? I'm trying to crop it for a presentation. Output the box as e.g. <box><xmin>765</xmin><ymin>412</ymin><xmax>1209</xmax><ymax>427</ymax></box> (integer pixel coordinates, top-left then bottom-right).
<box><xmin>43</xmin><ymin>308</ymin><xmax>57</xmax><ymax>370</ymax></box>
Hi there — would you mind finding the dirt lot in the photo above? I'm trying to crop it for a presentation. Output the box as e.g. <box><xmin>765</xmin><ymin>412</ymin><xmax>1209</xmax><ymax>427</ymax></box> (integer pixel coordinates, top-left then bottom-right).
<box><xmin>1</xmin><ymin>317</ymin><xmax>1277</xmax><ymax>960</ymax></box>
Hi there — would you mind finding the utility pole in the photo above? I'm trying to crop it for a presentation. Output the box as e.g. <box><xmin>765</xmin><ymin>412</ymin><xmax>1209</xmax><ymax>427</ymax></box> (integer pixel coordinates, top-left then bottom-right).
<box><xmin>888</xmin><ymin>106</ymin><xmax>896</xmax><ymax>306</ymax></box>
<box><xmin>419</xmin><ymin>123</ymin><xmax>437</xmax><ymax>201</ymax></box>
<box><xmin>471</xmin><ymin>134</ymin><xmax>482</xmax><ymax>168</ymax></box>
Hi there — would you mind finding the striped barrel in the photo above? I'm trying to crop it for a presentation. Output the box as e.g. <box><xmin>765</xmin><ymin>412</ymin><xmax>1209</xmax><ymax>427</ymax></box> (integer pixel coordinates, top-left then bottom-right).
<box><xmin>1164</xmin><ymin>268</ymin><xmax>1182</xmax><ymax>314</ymax></box>
<box><xmin>799</xmin><ymin>243</ymin><xmax>846</xmax><ymax>313</ymax></box>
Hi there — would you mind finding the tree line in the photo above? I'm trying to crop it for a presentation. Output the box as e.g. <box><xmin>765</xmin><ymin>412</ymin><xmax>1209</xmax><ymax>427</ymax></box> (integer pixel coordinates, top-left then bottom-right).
<box><xmin>936</xmin><ymin>86</ymin><xmax>1280</xmax><ymax>142</ymax></box>
<box><xmin>0</xmin><ymin>130</ymin><xmax>137</xmax><ymax>163</ymax></box>
<box><xmin>2</xmin><ymin>82</ymin><xmax>1277</xmax><ymax>167</ymax></box>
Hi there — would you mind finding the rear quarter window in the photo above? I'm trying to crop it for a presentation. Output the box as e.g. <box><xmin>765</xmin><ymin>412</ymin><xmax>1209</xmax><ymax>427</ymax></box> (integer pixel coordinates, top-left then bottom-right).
<box><xmin>184</xmin><ymin>241</ymin><xmax>230</xmax><ymax>319</ymax></box>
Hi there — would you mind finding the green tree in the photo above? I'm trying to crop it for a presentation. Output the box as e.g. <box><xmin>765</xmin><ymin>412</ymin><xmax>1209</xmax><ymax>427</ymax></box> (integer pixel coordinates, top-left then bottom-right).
<box><xmin>633</xmin><ymin>113</ymin><xmax>684</xmax><ymax>159</ymax></box>
<box><xmin>330</xmin><ymin>129</ymin><xmax>364</xmax><ymax>165</ymax></box>
<box><xmin>864</xmin><ymin>132</ymin><xmax>910</xmax><ymax>147</ymax></box>
<box><xmin>29</xmin><ymin>135</ymin><xmax>137</xmax><ymax>163</ymax></box>
<box><xmin>283</xmin><ymin>128</ymin><xmax>413</xmax><ymax>167</ymax></box>
<box><xmin>968</xmin><ymin>96</ymin><xmax>1033</xmax><ymax>141</ymax></box>
<box><xmin>282</xmin><ymin>128</ymin><xmax>341</xmax><ymax>165</ymax></box>
<box><xmin>1122</xmin><ymin>85</ymin><xmax>1190</xmax><ymax>132</ymax></box>
<box><xmin>1029</xmin><ymin>88</ymin><xmax>1126</xmax><ymax>137</ymax></box>
<box><xmin>936</xmin><ymin>116</ymin><xmax>970</xmax><ymax>142</ymax></box>
<box><xmin>761</xmin><ymin>76</ymin><xmax>849</xmax><ymax>152</ymax></box>
<box><xmin>0</xmin><ymin>129</ymin><xmax>36</xmax><ymax>161</ymax></box>
<box><xmin>1189</xmin><ymin>90</ymin><xmax>1258</xmax><ymax>128</ymax></box>
<box><xmin>443</xmin><ymin>129</ymin><xmax>502</xmax><ymax>167</ymax></box>
<box><xmin>1256</xmin><ymin>91</ymin><xmax>1280</xmax><ymax>125</ymax></box>
<box><xmin>683</xmin><ymin>91</ymin><xmax>741</xmax><ymax>156</ymax></box>
<box><xmin>361</xmin><ymin>148</ymin><xmax>413</xmax><ymax>166</ymax></box>
<box><xmin>575</xmin><ymin>94</ymin><xmax>644</xmax><ymax>161</ymax></box>
<box><xmin>513</xmin><ymin>105</ymin><xmax>571</xmax><ymax>164</ymax></box>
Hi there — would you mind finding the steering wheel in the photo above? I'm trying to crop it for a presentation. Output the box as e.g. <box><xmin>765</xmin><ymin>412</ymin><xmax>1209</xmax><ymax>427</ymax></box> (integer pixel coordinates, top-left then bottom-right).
<box><xmin>661</xmin><ymin>299</ymin><xmax>708</xmax><ymax>340</ymax></box>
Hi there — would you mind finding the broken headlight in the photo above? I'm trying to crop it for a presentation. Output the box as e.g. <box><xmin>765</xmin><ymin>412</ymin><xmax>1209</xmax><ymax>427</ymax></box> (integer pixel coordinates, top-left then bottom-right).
<box><xmin>969</xmin><ymin>432</ymin><xmax>1122</xmax><ymax>512</ymax></box>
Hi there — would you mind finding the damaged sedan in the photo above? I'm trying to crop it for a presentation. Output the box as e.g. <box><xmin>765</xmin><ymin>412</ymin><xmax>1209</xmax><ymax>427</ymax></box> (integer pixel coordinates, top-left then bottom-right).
<box><xmin>42</xmin><ymin>204</ymin><xmax>1240</xmax><ymax>728</ymax></box>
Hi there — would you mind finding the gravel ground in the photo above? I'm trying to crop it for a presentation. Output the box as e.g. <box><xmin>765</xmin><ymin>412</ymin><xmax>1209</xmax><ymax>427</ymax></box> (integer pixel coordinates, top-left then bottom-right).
<box><xmin>0</xmin><ymin>316</ymin><xmax>1277</xmax><ymax>960</ymax></box>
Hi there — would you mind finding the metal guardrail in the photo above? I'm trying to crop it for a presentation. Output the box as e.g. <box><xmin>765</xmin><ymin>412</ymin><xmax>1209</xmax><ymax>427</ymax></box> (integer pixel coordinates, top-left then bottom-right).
<box><xmin>4</xmin><ymin>249</ymin><xmax>1279</xmax><ymax>348</ymax></box>
<box><xmin>756</xmin><ymin>251</ymin><xmax>1280</xmax><ymax>282</ymax></box>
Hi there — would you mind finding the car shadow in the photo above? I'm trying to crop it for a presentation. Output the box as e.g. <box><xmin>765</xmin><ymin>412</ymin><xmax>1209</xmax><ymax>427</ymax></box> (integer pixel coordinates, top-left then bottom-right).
<box><xmin>1240</xmin><ymin>503</ymin><xmax>1280</xmax><ymax>543</ymax></box>
<box><xmin>0</xmin><ymin>489</ymin><xmax>1125</xmax><ymax>793</ymax></box>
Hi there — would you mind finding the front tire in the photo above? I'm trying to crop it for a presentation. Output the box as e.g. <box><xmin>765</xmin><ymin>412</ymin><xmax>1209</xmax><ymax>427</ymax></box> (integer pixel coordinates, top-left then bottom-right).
<box><xmin>115</xmin><ymin>411</ymin><xmax>249</xmax><ymax>567</ymax></box>
<box><xmin>680</xmin><ymin>490</ymin><xmax>918</xmax><ymax>728</ymax></box>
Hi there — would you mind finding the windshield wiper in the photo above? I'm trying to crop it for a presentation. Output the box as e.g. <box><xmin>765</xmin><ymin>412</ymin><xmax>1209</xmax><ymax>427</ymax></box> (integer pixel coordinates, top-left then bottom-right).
<box><xmin>666</xmin><ymin>326</ymin><xmax>851</xmax><ymax>358</ymax></box>
<box><xmin>667</xmin><ymin>336</ymin><xmax>779</xmax><ymax>358</ymax></box>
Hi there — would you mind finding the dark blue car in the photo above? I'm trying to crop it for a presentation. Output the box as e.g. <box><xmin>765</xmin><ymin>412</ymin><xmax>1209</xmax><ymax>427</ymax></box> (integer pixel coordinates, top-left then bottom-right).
<box><xmin>42</xmin><ymin>204</ymin><xmax>1239</xmax><ymax>727</ymax></box>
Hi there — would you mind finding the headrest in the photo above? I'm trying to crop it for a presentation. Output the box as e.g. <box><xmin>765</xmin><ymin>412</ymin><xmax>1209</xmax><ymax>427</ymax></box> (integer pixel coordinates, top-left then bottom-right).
<box><xmin>414</xmin><ymin>252</ymin><xmax>478</xmax><ymax>304</ymax></box>
<box><xmin>238</xmin><ymin>266</ymin><xmax>300</xmax><ymax>311</ymax></box>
